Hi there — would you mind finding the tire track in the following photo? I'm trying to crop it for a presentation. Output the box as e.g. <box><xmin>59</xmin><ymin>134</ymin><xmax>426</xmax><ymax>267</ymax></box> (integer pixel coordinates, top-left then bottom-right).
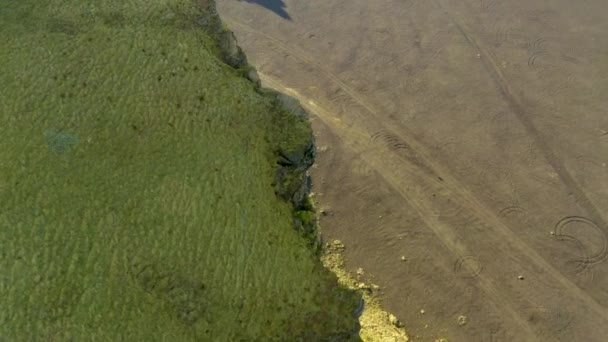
<box><xmin>257</xmin><ymin>73</ymin><xmax>540</xmax><ymax>340</ymax></box>
<box><xmin>554</xmin><ymin>216</ymin><xmax>608</xmax><ymax>267</ymax></box>
<box><xmin>424</xmin><ymin>29</ymin><xmax>452</xmax><ymax>64</ymax></box>
<box><xmin>453</xmin><ymin>255</ymin><xmax>482</xmax><ymax>278</ymax></box>
<box><xmin>491</xmin><ymin>21</ymin><xmax>513</xmax><ymax>48</ymax></box>
<box><xmin>369</xmin><ymin>131</ymin><xmax>434</xmax><ymax>174</ymax></box>
<box><xmin>526</xmin><ymin>37</ymin><xmax>556</xmax><ymax>70</ymax></box>
<box><xmin>499</xmin><ymin>205</ymin><xmax>526</xmax><ymax>218</ymax></box>
<box><xmin>223</xmin><ymin>15</ymin><xmax>608</xmax><ymax>331</ymax></box>
<box><xmin>433</xmin><ymin>0</ymin><xmax>608</xmax><ymax>267</ymax></box>
<box><xmin>479</xmin><ymin>0</ymin><xmax>498</xmax><ymax>14</ymax></box>
<box><xmin>560</xmin><ymin>54</ymin><xmax>581</xmax><ymax>65</ymax></box>
<box><xmin>549</xmin><ymin>73</ymin><xmax>576</xmax><ymax>97</ymax></box>
<box><xmin>575</xmin><ymin>155</ymin><xmax>606</xmax><ymax>169</ymax></box>
<box><xmin>527</xmin><ymin>9</ymin><xmax>559</xmax><ymax>30</ymax></box>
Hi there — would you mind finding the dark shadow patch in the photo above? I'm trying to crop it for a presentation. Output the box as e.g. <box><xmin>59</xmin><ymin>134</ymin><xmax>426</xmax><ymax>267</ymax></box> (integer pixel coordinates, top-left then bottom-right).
<box><xmin>238</xmin><ymin>0</ymin><xmax>292</xmax><ymax>20</ymax></box>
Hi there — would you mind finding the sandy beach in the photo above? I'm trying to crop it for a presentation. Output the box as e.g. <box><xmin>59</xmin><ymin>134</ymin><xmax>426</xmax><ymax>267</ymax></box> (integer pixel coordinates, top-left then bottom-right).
<box><xmin>217</xmin><ymin>0</ymin><xmax>608</xmax><ymax>340</ymax></box>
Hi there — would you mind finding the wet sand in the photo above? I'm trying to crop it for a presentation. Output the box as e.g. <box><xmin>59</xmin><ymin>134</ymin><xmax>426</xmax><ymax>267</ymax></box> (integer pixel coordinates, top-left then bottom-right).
<box><xmin>217</xmin><ymin>0</ymin><xmax>608</xmax><ymax>340</ymax></box>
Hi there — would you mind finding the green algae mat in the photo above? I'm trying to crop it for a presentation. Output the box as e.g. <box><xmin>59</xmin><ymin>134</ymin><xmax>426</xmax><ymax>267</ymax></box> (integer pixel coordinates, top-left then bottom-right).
<box><xmin>0</xmin><ymin>0</ymin><xmax>360</xmax><ymax>340</ymax></box>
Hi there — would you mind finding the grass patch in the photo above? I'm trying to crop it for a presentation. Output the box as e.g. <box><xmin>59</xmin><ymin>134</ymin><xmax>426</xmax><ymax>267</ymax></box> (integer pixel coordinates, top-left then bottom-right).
<box><xmin>0</xmin><ymin>0</ymin><xmax>360</xmax><ymax>340</ymax></box>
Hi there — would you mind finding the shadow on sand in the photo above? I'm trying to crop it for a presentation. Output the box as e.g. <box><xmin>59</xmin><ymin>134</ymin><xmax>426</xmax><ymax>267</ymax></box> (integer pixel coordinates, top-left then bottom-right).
<box><xmin>238</xmin><ymin>0</ymin><xmax>291</xmax><ymax>20</ymax></box>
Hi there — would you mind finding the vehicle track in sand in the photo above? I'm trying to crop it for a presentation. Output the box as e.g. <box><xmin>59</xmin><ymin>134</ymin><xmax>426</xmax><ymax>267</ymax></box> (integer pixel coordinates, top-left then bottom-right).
<box><xmin>432</xmin><ymin>0</ymin><xmax>608</xmax><ymax>258</ymax></box>
<box><xmin>220</xmin><ymin>6</ymin><xmax>608</xmax><ymax>338</ymax></box>
<box><xmin>225</xmin><ymin>12</ymin><xmax>608</xmax><ymax>299</ymax></box>
<box><xmin>257</xmin><ymin>71</ymin><xmax>608</xmax><ymax>339</ymax></box>
<box><xmin>259</xmin><ymin>72</ymin><xmax>539</xmax><ymax>339</ymax></box>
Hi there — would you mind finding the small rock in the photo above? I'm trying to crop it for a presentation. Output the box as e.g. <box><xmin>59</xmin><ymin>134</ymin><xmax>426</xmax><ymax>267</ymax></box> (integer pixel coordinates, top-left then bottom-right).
<box><xmin>457</xmin><ymin>315</ymin><xmax>467</xmax><ymax>326</ymax></box>
<box><xmin>420</xmin><ymin>309</ymin><xmax>426</xmax><ymax>315</ymax></box>
<box><xmin>400</xmin><ymin>256</ymin><xmax>407</xmax><ymax>262</ymax></box>
<box><xmin>550</xmin><ymin>231</ymin><xmax>555</xmax><ymax>235</ymax></box>
<box><xmin>218</xmin><ymin>30</ymin><xmax>247</xmax><ymax>68</ymax></box>
<box><xmin>518</xmin><ymin>275</ymin><xmax>525</xmax><ymax>280</ymax></box>
<box><xmin>371</xmin><ymin>284</ymin><xmax>380</xmax><ymax>291</ymax></box>
<box><xmin>356</xmin><ymin>268</ymin><xmax>364</xmax><ymax>276</ymax></box>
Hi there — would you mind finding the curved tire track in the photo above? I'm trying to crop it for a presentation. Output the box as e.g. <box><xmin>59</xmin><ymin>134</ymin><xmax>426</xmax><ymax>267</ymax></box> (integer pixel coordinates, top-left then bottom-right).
<box><xmin>454</xmin><ymin>255</ymin><xmax>483</xmax><ymax>278</ymax></box>
<box><xmin>433</xmin><ymin>0</ymin><xmax>608</xmax><ymax>266</ymax></box>
<box><xmin>554</xmin><ymin>216</ymin><xmax>608</xmax><ymax>267</ymax></box>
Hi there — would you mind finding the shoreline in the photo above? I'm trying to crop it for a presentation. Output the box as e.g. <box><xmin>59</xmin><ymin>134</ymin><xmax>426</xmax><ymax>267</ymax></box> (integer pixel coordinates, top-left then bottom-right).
<box><xmin>251</xmin><ymin>70</ymin><xmax>410</xmax><ymax>341</ymax></box>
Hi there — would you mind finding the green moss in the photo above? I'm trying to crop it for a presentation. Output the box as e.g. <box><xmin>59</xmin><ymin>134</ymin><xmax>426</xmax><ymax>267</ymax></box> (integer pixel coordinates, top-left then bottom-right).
<box><xmin>295</xmin><ymin>210</ymin><xmax>315</xmax><ymax>227</ymax></box>
<box><xmin>0</xmin><ymin>0</ymin><xmax>361</xmax><ymax>340</ymax></box>
<box><xmin>301</xmin><ymin>195</ymin><xmax>315</xmax><ymax>211</ymax></box>
<box><xmin>270</xmin><ymin>102</ymin><xmax>314</xmax><ymax>159</ymax></box>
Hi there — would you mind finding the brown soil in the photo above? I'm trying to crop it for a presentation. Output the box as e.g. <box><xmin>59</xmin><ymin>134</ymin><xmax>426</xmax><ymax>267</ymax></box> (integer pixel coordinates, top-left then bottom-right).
<box><xmin>217</xmin><ymin>1</ymin><xmax>608</xmax><ymax>341</ymax></box>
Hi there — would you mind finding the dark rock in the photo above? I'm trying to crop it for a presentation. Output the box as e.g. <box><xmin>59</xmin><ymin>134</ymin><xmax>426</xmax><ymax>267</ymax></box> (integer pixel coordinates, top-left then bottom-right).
<box><xmin>218</xmin><ymin>30</ymin><xmax>248</xmax><ymax>69</ymax></box>
<box><xmin>278</xmin><ymin>140</ymin><xmax>315</xmax><ymax>170</ymax></box>
<box><xmin>291</xmin><ymin>174</ymin><xmax>312</xmax><ymax>209</ymax></box>
<box><xmin>246</xmin><ymin>68</ymin><xmax>261</xmax><ymax>87</ymax></box>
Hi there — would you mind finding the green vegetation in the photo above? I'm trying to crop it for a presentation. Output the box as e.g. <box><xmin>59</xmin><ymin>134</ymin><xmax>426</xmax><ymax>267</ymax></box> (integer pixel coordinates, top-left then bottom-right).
<box><xmin>0</xmin><ymin>0</ymin><xmax>361</xmax><ymax>340</ymax></box>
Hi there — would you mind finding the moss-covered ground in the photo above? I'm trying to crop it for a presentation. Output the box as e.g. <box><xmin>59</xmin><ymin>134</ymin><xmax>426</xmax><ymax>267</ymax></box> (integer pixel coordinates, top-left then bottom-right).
<box><xmin>0</xmin><ymin>0</ymin><xmax>360</xmax><ymax>340</ymax></box>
